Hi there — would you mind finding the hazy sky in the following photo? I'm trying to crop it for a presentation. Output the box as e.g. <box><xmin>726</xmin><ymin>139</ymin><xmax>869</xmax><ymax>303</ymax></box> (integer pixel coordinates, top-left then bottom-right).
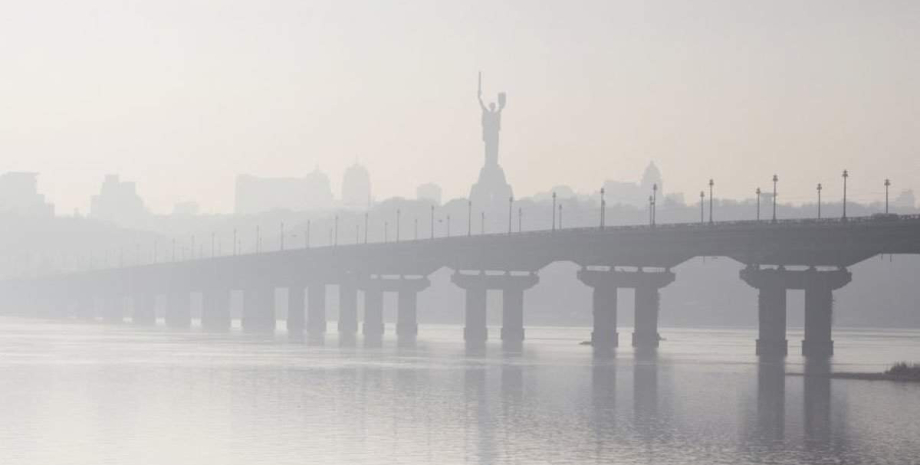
<box><xmin>2</xmin><ymin>0</ymin><xmax>918</xmax><ymax>214</ymax></box>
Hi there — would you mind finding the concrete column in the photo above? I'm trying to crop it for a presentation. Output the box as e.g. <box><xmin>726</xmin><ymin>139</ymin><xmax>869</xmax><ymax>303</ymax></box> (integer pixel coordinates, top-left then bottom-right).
<box><xmin>757</xmin><ymin>284</ymin><xmax>788</xmax><ymax>357</ymax></box>
<box><xmin>307</xmin><ymin>283</ymin><xmax>327</xmax><ymax>336</ymax></box>
<box><xmin>132</xmin><ymin>293</ymin><xmax>157</xmax><ymax>326</ymax></box>
<box><xmin>362</xmin><ymin>287</ymin><xmax>384</xmax><ymax>338</ymax></box>
<box><xmin>165</xmin><ymin>292</ymin><xmax>192</xmax><ymax>328</ymax></box>
<box><xmin>591</xmin><ymin>287</ymin><xmax>618</xmax><ymax>348</ymax></box>
<box><xmin>633</xmin><ymin>284</ymin><xmax>661</xmax><ymax>349</ymax></box>
<box><xmin>802</xmin><ymin>268</ymin><xmax>851</xmax><ymax>357</ymax></box>
<box><xmin>500</xmin><ymin>287</ymin><xmax>525</xmax><ymax>344</ymax></box>
<box><xmin>396</xmin><ymin>289</ymin><xmax>418</xmax><ymax>340</ymax></box>
<box><xmin>463</xmin><ymin>286</ymin><xmax>488</xmax><ymax>345</ymax></box>
<box><xmin>202</xmin><ymin>289</ymin><xmax>231</xmax><ymax>331</ymax></box>
<box><xmin>741</xmin><ymin>267</ymin><xmax>789</xmax><ymax>357</ymax></box>
<box><xmin>287</xmin><ymin>286</ymin><xmax>305</xmax><ymax>334</ymax></box>
<box><xmin>339</xmin><ymin>282</ymin><xmax>359</xmax><ymax>336</ymax></box>
<box><xmin>242</xmin><ymin>287</ymin><xmax>275</xmax><ymax>333</ymax></box>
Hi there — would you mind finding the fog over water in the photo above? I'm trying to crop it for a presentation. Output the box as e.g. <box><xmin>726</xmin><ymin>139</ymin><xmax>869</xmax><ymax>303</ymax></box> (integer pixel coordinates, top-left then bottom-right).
<box><xmin>3</xmin><ymin>2</ymin><xmax>920</xmax><ymax>464</ymax></box>
<box><xmin>0</xmin><ymin>319</ymin><xmax>918</xmax><ymax>465</ymax></box>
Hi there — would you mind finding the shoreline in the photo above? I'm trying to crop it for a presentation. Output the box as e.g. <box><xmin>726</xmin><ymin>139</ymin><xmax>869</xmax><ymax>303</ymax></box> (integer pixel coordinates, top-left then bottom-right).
<box><xmin>787</xmin><ymin>372</ymin><xmax>920</xmax><ymax>383</ymax></box>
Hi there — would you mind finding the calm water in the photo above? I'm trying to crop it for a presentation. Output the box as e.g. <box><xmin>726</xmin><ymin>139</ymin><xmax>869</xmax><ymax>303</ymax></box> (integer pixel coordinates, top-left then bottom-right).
<box><xmin>1</xmin><ymin>318</ymin><xmax>919</xmax><ymax>465</ymax></box>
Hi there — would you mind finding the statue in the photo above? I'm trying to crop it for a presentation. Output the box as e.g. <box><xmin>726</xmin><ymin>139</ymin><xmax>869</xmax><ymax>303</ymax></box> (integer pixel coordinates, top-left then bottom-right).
<box><xmin>478</xmin><ymin>72</ymin><xmax>506</xmax><ymax>167</ymax></box>
<box><xmin>469</xmin><ymin>72</ymin><xmax>513</xmax><ymax>209</ymax></box>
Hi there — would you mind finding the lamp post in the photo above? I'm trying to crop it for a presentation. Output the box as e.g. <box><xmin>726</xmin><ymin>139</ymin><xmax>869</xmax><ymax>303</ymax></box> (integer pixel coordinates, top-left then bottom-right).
<box><xmin>552</xmin><ymin>192</ymin><xmax>557</xmax><ymax>232</ymax></box>
<box><xmin>652</xmin><ymin>183</ymin><xmax>658</xmax><ymax>226</ymax></box>
<box><xmin>699</xmin><ymin>191</ymin><xmax>704</xmax><ymax>224</ymax></box>
<box><xmin>772</xmin><ymin>175</ymin><xmax>778</xmax><ymax>223</ymax></box>
<box><xmin>558</xmin><ymin>204</ymin><xmax>563</xmax><ymax>230</ymax></box>
<box><xmin>842</xmin><ymin>169</ymin><xmax>849</xmax><ymax>220</ymax></box>
<box><xmin>648</xmin><ymin>195</ymin><xmax>654</xmax><ymax>226</ymax></box>
<box><xmin>756</xmin><ymin>188</ymin><xmax>761</xmax><ymax>221</ymax></box>
<box><xmin>600</xmin><ymin>187</ymin><xmax>606</xmax><ymax>230</ymax></box>
<box><xmin>508</xmin><ymin>196</ymin><xmax>513</xmax><ymax>235</ymax></box>
<box><xmin>708</xmin><ymin>179</ymin><xmax>714</xmax><ymax>224</ymax></box>
<box><xmin>885</xmin><ymin>179</ymin><xmax>891</xmax><ymax>214</ymax></box>
<box><xmin>817</xmin><ymin>183</ymin><xmax>823</xmax><ymax>219</ymax></box>
<box><xmin>467</xmin><ymin>200</ymin><xmax>472</xmax><ymax>237</ymax></box>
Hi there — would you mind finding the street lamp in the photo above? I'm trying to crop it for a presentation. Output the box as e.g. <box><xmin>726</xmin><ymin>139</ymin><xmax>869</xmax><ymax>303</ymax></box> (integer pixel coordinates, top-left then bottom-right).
<box><xmin>518</xmin><ymin>207</ymin><xmax>523</xmax><ymax>233</ymax></box>
<box><xmin>552</xmin><ymin>192</ymin><xmax>557</xmax><ymax>232</ymax></box>
<box><xmin>508</xmin><ymin>196</ymin><xmax>514</xmax><ymax>235</ymax></box>
<box><xmin>755</xmin><ymin>188</ymin><xmax>761</xmax><ymax>221</ymax></box>
<box><xmin>600</xmin><ymin>187</ymin><xmax>606</xmax><ymax>230</ymax></box>
<box><xmin>842</xmin><ymin>169</ymin><xmax>849</xmax><ymax>220</ymax></box>
<box><xmin>885</xmin><ymin>179</ymin><xmax>891</xmax><ymax>214</ymax></box>
<box><xmin>817</xmin><ymin>183</ymin><xmax>823</xmax><ymax>219</ymax></box>
<box><xmin>708</xmin><ymin>179</ymin><xmax>714</xmax><ymax>224</ymax></box>
<box><xmin>699</xmin><ymin>191</ymin><xmax>705</xmax><ymax>224</ymax></box>
<box><xmin>558</xmin><ymin>204</ymin><xmax>563</xmax><ymax>229</ymax></box>
<box><xmin>648</xmin><ymin>195</ymin><xmax>654</xmax><ymax>226</ymax></box>
<box><xmin>772</xmin><ymin>175</ymin><xmax>778</xmax><ymax>223</ymax></box>
<box><xmin>468</xmin><ymin>200</ymin><xmax>472</xmax><ymax>237</ymax></box>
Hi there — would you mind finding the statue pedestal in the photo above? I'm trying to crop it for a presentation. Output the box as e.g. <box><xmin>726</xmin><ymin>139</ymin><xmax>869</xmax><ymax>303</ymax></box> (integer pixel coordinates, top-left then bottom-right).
<box><xmin>470</xmin><ymin>163</ymin><xmax>513</xmax><ymax>208</ymax></box>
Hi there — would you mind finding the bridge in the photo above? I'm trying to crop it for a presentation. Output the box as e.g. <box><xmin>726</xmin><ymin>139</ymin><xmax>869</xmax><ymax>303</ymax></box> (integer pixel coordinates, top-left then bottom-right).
<box><xmin>2</xmin><ymin>214</ymin><xmax>918</xmax><ymax>357</ymax></box>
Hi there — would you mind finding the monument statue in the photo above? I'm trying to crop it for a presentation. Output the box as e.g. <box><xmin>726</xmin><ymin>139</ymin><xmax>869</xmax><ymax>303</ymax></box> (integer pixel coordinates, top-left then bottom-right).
<box><xmin>469</xmin><ymin>72</ymin><xmax>513</xmax><ymax>209</ymax></box>
<box><xmin>478</xmin><ymin>72</ymin><xmax>506</xmax><ymax>167</ymax></box>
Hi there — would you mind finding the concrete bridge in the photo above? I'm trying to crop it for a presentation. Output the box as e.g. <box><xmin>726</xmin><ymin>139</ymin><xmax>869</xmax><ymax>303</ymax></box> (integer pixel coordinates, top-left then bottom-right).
<box><xmin>3</xmin><ymin>214</ymin><xmax>918</xmax><ymax>356</ymax></box>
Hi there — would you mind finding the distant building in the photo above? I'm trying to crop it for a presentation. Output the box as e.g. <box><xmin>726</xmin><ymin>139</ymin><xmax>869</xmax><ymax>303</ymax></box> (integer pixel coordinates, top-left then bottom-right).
<box><xmin>893</xmin><ymin>190</ymin><xmax>916</xmax><ymax>209</ymax></box>
<box><xmin>341</xmin><ymin>163</ymin><xmax>371</xmax><ymax>208</ymax></box>
<box><xmin>603</xmin><ymin>162</ymin><xmax>664</xmax><ymax>208</ymax></box>
<box><xmin>90</xmin><ymin>175</ymin><xmax>148</xmax><ymax>226</ymax></box>
<box><xmin>416</xmin><ymin>183</ymin><xmax>442</xmax><ymax>205</ymax></box>
<box><xmin>234</xmin><ymin>168</ymin><xmax>335</xmax><ymax>215</ymax></box>
<box><xmin>0</xmin><ymin>172</ymin><xmax>54</xmax><ymax>217</ymax></box>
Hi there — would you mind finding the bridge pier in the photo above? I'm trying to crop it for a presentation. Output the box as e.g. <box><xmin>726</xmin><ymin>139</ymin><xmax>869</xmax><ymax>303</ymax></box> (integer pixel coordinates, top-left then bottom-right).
<box><xmin>362</xmin><ymin>286</ymin><xmax>384</xmax><ymax>342</ymax></box>
<box><xmin>741</xmin><ymin>266</ymin><xmax>851</xmax><ymax>357</ymax></box>
<box><xmin>242</xmin><ymin>287</ymin><xmax>275</xmax><ymax>333</ymax></box>
<box><xmin>339</xmin><ymin>279</ymin><xmax>359</xmax><ymax>343</ymax></box>
<box><xmin>165</xmin><ymin>292</ymin><xmax>191</xmax><ymax>329</ymax></box>
<box><xmin>396</xmin><ymin>278</ymin><xmax>429</xmax><ymax>345</ymax></box>
<box><xmin>452</xmin><ymin>272</ymin><xmax>539</xmax><ymax>349</ymax></box>
<box><xmin>287</xmin><ymin>286</ymin><xmax>305</xmax><ymax>334</ymax></box>
<box><xmin>803</xmin><ymin>270</ymin><xmax>850</xmax><ymax>357</ymax></box>
<box><xmin>202</xmin><ymin>289</ymin><xmax>231</xmax><ymax>331</ymax></box>
<box><xmin>578</xmin><ymin>269</ymin><xmax>674</xmax><ymax>350</ymax></box>
<box><xmin>307</xmin><ymin>283</ymin><xmax>327</xmax><ymax>339</ymax></box>
<box><xmin>132</xmin><ymin>293</ymin><xmax>157</xmax><ymax>326</ymax></box>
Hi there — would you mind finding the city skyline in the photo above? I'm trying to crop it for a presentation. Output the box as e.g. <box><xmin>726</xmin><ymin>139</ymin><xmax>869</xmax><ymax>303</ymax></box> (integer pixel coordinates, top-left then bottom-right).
<box><xmin>3</xmin><ymin>1</ymin><xmax>918</xmax><ymax>214</ymax></box>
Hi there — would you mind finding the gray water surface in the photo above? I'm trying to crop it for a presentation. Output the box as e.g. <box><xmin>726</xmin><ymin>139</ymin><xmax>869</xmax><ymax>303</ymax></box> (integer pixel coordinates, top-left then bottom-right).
<box><xmin>1</xmin><ymin>318</ymin><xmax>919</xmax><ymax>465</ymax></box>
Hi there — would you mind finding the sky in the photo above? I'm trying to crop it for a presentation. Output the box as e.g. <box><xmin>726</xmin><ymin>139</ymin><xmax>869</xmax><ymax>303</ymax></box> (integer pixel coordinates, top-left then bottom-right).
<box><xmin>1</xmin><ymin>0</ymin><xmax>918</xmax><ymax>214</ymax></box>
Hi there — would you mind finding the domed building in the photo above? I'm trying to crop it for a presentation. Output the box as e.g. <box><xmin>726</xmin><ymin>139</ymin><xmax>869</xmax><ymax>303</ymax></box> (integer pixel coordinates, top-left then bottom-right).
<box><xmin>341</xmin><ymin>163</ymin><xmax>371</xmax><ymax>209</ymax></box>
